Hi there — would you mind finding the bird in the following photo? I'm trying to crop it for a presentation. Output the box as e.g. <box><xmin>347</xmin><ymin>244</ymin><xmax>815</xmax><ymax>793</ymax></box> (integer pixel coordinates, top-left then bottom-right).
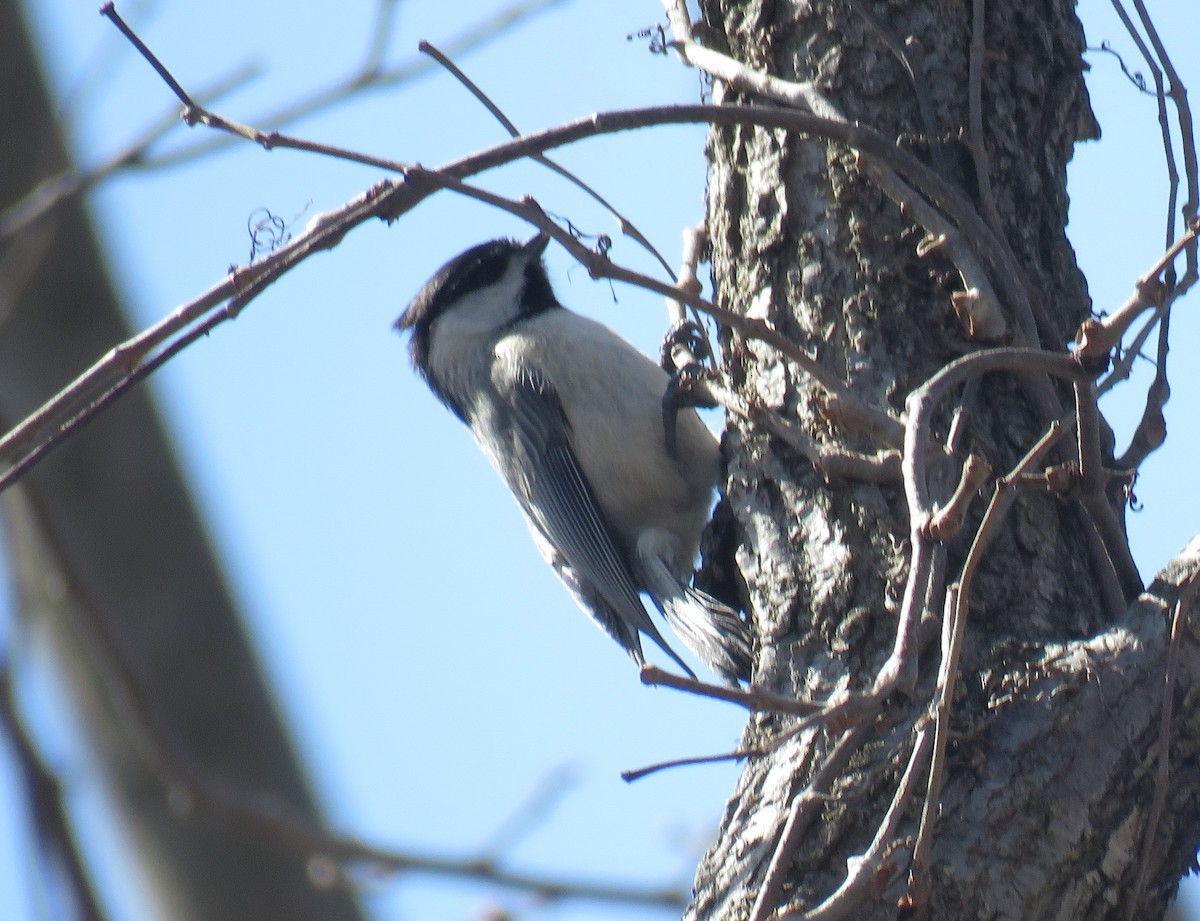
<box><xmin>395</xmin><ymin>233</ymin><xmax>752</xmax><ymax>684</ymax></box>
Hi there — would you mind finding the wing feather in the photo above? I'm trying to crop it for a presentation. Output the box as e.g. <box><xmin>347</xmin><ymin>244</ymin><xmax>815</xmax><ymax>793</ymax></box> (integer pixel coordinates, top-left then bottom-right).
<box><xmin>496</xmin><ymin>361</ymin><xmax>694</xmax><ymax>676</ymax></box>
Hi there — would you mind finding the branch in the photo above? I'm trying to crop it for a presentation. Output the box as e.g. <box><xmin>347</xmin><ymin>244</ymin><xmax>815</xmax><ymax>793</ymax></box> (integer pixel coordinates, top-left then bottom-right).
<box><xmin>418</xmin><ymin>40</ymin><xmax>675</xmax><ymax>279</ymax></box>
<box><xmin>0</xmin><ymin>661</ymin><xmax>108</xmax><ymax>921</ymax></box>
<box><xmin>749</xmin><ymin>724</ymin><xmax>873</xmax><ymax>921</ymax></box>
<box><xmin>906</xmin><ymin>419</ymin><xmax>1071</xmax><ymax>909</ymax></box>
<box><xmin>3</xmin><ymin>488</ymin><xmax>686</xmax><ymax>913</ymax></box>
<box><xmin>112</xmin><ymin>0</ymin><xmax>573</xmax><ymax>172</ymax></box>
<box><xmin>1111</xmin><ymin>0</ymin><xmax>1199</xmax><ymax>282</ymax></box>
<box><xmin>0</xmin><ymin>61</ymin><xmax>261</xmax><ymax>244</ymax></box>
<box><xmin>1125</xmin><ymin>571</ymin><xmax>1199</xmax><ymax>920</ymax></box>
<box><xmin>785</xmin><ymin>728</ymin><xmax>933</xmax><ymax>920</ymax></box>
<box><xmin>9</xmin><ymin>98</ymin><xmax>959</xmax><ymax>490</ymax></box>
<box><xmin>660</xmin><ymin>0</ymin><xmax>1036</xmax><ymax>347</ymax></box>
<box><xmin>639</xmin><ymin>665</ymin><xmax>822</xmax><ymax>717</ymax></box>
<box><xmin>1076</xmin><ymin>223</ymin><xmax>1197</xmax><ymax>362</ymax></box>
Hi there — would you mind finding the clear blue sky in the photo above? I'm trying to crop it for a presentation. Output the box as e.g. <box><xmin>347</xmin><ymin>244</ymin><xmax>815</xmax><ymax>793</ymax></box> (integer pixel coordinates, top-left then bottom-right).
<box><xmin>3</xmin><ymin>1</ymin><xmax>1198</xmax><ymax>919</ymax></box>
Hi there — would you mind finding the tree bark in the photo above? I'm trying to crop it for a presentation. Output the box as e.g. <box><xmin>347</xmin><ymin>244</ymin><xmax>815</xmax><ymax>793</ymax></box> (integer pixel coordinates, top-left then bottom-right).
<box><xmin>692</xmin><ymin>0</ymin><xmax>1200</xmax><ymax>917</ymax></box>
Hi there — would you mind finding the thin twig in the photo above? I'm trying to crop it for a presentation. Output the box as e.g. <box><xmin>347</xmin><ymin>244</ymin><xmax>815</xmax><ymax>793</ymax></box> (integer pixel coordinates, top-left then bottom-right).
<box><xmin>622</xmin><ymin>749</ymin><xmax>760</xmax><ymax>783</ymax></box>
<box><xmin>0</xmin><ymin>662</ymin><xmax>108</xmax><ymax>921</ymax></box>
<box><xmin>3</xmin><ymin>489</ymin><xmax>688</xmax><ymax>912</ymax></box>
<box><xmin>418</xmin><ymin>41</ymin><xmax>675</xmax><ymax>278</ymax></box>
<box><xmin>100</xmin><ymin>4</ymin><xmax>195</xmax><ymax>105</ymax></box>
<box><xmin>784</xmin><ymin>728</ymin><xmax>934</xmax><ymax>920</ymax></box>
<box><xmin>1109</xmin><ymin>0</ymin><xmax>1179</xmax><ymax>266</ymax></box>
<box><xmin>1111</xmin><ymin>0</ymin><xmax>1199</xmax><ymax>285</ymax></box>
<box><xmin>749</xmin><ymin>724</ymin><xmax>872</xmax><ymax>921</ymax></box>
<box><xmin>477</xmin><ymin>764</ymin><xmax>579</xmax><ymax>861</ymax></box>
<box><xmin>906</xmin><ymin>419</ymin><xmax>1070</xmax><ymax>906</ymax></box>
<box><xmin>1125</xmin><ymin>572</ymin><xmax>1198</xmax><ymax>920</ymax></box>
<box><xmin>1114</xmin><ymin>308</ymin><xmax>1170</xmax><ymax>471</ymax></box>
<box><xmin>1087</xmin><ymin>42</ymin><xmax>1155</xmax><ymax>96</ymax></box>
<box><xmin>125</xmin><ymin>0</ymin><xmax>574</xmax><ymax>173</ymax></box>
<box><xmin>639</xmin><ymin>665</ymin><xmax>822</xmax><ymax>716</ymax></box>
<box><xmin>1133</xmin><ymin>0</ymin><xmax>1199</xmax><ymax>267</ymax></box>
<box><xmin>362</xmin><ymin>0</ymin><xmax>400</xmax><ymax>75</ymax></box>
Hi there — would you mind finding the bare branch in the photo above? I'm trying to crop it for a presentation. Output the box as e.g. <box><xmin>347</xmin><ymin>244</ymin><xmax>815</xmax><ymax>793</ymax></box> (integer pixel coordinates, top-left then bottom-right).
<box><xmin>100</xmin><ymin>3</ymin><xmax>195</xmax><ymax>106</ymax></box>
<box><xmin>639</xmin><ymin>665</ymin><xmax>823</xmax><ymax>717</ymax></box>
<box><xmin>1076</xmin><ymin>223</ymin><xmax>1197</xmax><ymax>362</ymax></box>
<box><xmin>661</xmin><ymin>0</ymin><xmax>1040</xmax><ymax>348</ymax></box>
<box><xmin>1113</xmin><ymin>310</ymin><xmax>1170</xmax><ymax>471</ymax></box>
<box><xmin>0</xmin><ymin>661</ymin><xmax>108</xmax><ymax>921</ymax></box>
<box><xmin>0</xmin><ymin>61</ymin><xmax>261</xmax><ymax>244</ymax></box>
<box><xmin>907</xmin><ymin>419</ymin><xmax>1071</xmax><ymax>907</ymax></box>
<box><xmin>476</xmin><ymin>764</ymin><xmax>579</xmax><ymax>862</ymax></box>
<box><xmin>749</xmin><ymin>724</ymin><xmax>873</xmax><ymax>921</ymax></box>
<box><xmin>3</xmin><ymin>489</ymin><xmax>687</xmax><ymax>913</ymax></box>
<box><xmin>362</xmin><ymin>0</ymin><xmax>401</xmax><ymax>75</ymax></box>
<box><xmin>132</xmin><ymin>0</ymin><xmax>574</xmax><ymax>172</ymax></box>
<box><xmin>418</xmin><ymin>40</ymin><xmax>675</xmax><ymax>278</ymax></box>
<box><xmin>1110</xmin><ymin>0</ymin><xmax>1199</xmax><ymax>282</ymax></box>
<box><xmin>1126</xmin><ymin>571</ymin><xmax>1199</xmax><ymax>920</ymax></box>
<box><xmin>8</xmin><ymin>100</ymin><xmax>948</xmax><ymax>492</ymax></box>
<box><xmin>1087</xmin><ymin>41</ymin><xmax>1156</xmax><ymax>96</ymax></box>
<box><xmin>1133</xmin><ymin>0</ymin><xmax>1199</xmax><ymax>251</ymax></box>
<box><xmin>785</xmin><ymin>728</ymin><xmax>933</xmax><ymax>921</ymax></box>
<box><xmin>622</xmin><ymin>749</ymin><xmax>759</xmax><ymax>783</ymax></box>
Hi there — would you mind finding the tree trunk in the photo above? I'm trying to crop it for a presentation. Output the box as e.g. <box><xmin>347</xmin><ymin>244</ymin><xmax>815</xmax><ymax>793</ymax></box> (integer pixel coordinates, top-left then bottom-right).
<box><xmin>692</xmin><ymin>0</ymin><xmax>1200</xmax><ymax>917</ymax></box>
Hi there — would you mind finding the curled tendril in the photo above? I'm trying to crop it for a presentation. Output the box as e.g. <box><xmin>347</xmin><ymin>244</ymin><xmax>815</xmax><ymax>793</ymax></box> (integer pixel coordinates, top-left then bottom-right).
<box><xmin>247</xmin><ymin>208</ymin><xmax>290</xmax><ymax>261</ymax></box>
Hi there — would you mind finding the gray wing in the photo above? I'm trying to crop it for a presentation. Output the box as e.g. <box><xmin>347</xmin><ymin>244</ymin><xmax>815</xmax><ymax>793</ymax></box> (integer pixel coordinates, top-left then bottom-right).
<box><xmin>497</xmin><ymin>362</ymin><xmax>695</xmax><ymax>677</ymax></box>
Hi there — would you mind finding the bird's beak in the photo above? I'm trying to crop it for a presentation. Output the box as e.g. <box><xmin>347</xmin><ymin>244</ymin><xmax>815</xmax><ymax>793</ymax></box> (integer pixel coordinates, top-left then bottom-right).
<box><xmin>523</xmin><ymin>232</ymin><xmax>551</xmax><ymax>258</ymax></box>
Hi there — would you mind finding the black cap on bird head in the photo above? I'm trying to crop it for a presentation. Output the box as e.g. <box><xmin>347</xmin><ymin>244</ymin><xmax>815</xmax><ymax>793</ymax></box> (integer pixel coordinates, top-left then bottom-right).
<box><xmin>395</xmin><ymin>234</ymin><xmax>554</xmax><ymax>374</ymax></box>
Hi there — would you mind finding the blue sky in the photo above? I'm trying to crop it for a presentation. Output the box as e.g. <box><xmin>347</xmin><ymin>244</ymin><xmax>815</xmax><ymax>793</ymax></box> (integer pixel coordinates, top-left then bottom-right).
<box><xmin>2</xmin><ymin>1</ymin><xmax>1198</xmax><ymax>919</ymax></box>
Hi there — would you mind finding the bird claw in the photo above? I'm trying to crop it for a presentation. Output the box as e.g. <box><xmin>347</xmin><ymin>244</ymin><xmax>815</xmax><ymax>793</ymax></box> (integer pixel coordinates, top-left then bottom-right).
<box><xmin>662</xmin><ymin>364</ymin><xmax>718</xmax><ymax>459</ymax></box>
<box><xmin>660</xmin><ymin>319</ymin><xmax>712</xmax><ymax>372</ymax></box>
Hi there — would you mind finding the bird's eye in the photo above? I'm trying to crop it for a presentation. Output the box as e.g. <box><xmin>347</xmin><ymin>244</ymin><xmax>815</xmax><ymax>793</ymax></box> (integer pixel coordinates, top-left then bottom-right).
<box><xmin>442</xmin><ymin>254</ymin><xmax>508</xmax><ymax>308</ymax></box>
<box><xmin>419</xmin><ymin>241</ymin><xmax>521</xmax><ymax>320</ymax></box>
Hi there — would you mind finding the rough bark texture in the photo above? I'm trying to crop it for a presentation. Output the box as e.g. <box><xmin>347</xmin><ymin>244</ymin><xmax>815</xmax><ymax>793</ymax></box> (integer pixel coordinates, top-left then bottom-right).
<box><xmin>691</xmin><ymin>0</ymin><xmax>1200</xmax><ymax>918</ymax></box>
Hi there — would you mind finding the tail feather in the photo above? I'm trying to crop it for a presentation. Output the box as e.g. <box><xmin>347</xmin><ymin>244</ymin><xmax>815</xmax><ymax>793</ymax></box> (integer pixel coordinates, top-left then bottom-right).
<box><xmin>657</xmin><ymin>586</ymin><xmax>753</xmax><ymax>685</ymax></box>
<box><xmin>634</xmin><ymin>532</ymin><xmax>754</xmax><ymax>684</ymax></box>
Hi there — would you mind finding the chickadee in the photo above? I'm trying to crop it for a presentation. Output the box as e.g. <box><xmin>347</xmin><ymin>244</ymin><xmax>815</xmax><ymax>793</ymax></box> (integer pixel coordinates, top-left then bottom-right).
<box><xmin>395</xmin><ymin>234</ymin><xmax>752</xmax><ymax>684</ymax></box>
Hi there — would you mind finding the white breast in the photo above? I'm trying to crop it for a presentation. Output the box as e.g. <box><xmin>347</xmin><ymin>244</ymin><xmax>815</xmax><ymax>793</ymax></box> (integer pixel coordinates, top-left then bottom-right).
<box><xmin>494</xmin><ymin>311</ymin><xmax>720</xmax><ymax>563</ymax></box>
